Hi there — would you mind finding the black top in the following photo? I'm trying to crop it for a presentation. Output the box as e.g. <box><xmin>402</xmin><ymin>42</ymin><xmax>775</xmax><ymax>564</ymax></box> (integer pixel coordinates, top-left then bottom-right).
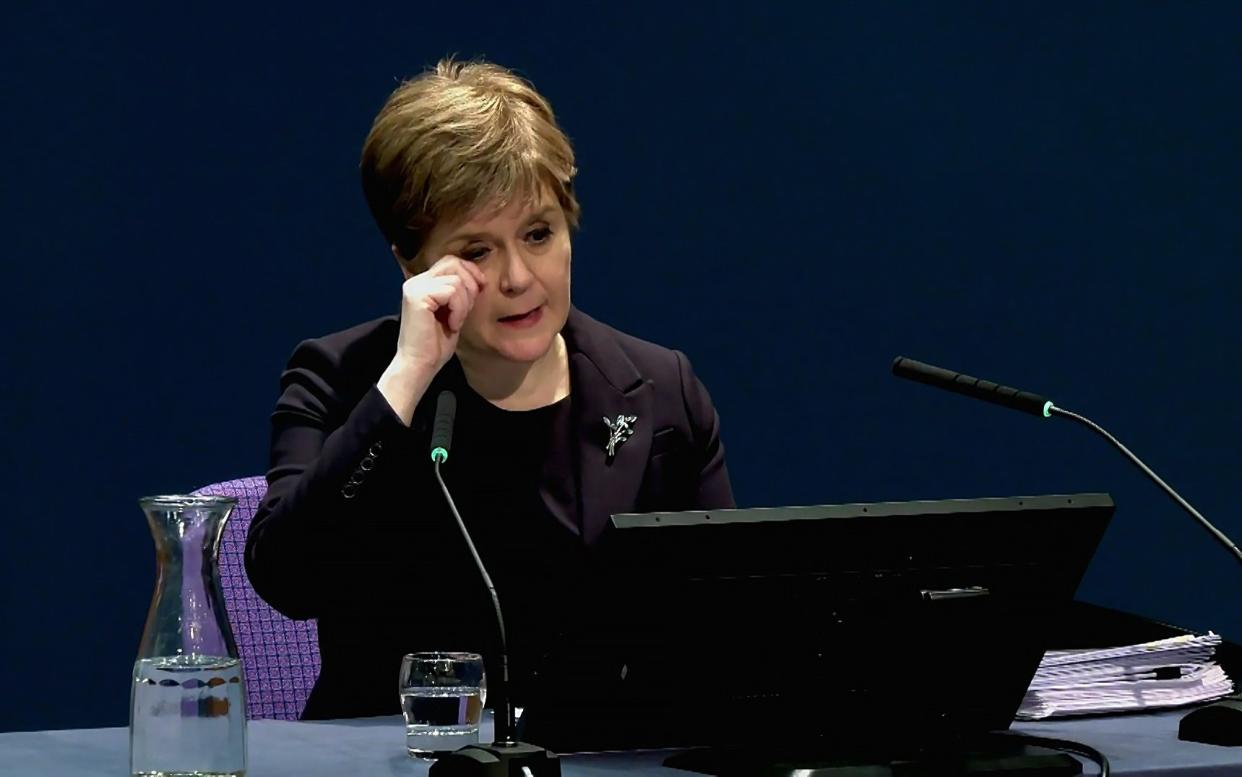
<box><xmin>440</xmin><ymin>388</ymin><xmax>582</xmax><ymax>698</ymax></box>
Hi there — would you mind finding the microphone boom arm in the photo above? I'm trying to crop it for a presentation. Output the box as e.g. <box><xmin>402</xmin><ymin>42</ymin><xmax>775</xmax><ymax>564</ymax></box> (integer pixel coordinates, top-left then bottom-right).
<box><xmin>1046</xmin><ymin>403</ymin><xmax>1242</xmax><ymax>566</ymax></box>
<box><xmin>433</xmin><ymin>460</ymin><xmax>516</xmax><ymax>743</ymax></box>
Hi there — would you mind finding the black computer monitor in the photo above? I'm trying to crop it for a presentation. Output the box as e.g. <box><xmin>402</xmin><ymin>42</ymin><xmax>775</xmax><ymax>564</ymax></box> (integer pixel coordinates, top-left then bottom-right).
<box><xmin>520</xmin><ymin>493</ymin><xmax>1113</xmax><ymax>760</ymax></box>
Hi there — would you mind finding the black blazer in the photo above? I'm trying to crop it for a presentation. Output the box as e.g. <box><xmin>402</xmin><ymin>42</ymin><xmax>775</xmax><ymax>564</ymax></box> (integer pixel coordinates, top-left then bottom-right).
<box><xmin>244</xmin><ymin>307</ymin><xmax>735</xmax><ymax>719</ymax></box>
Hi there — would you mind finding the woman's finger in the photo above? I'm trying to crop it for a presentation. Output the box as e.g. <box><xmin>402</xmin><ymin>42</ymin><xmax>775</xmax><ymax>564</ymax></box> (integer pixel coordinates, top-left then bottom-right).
<box><xmin>429</xmin><ymin>255</ymin><xmax>486</xmax><ymax>292</ymax></box>
<box><xmin>421</xmin><ymin>275</ymin><xmax>460</xmax><ymax>308</ymax></box>
<box><xmin>447</xmin><ymin>282</ymin><xmax>472</xmax><ymax>332</ymax></box>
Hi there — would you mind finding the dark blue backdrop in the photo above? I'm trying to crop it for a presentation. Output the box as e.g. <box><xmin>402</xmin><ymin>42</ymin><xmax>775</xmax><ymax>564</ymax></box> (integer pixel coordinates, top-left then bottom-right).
<box><xmin>3</xmin><ymin>2</ymin><xmax>1239</xmax><ymax>732</ymax></box>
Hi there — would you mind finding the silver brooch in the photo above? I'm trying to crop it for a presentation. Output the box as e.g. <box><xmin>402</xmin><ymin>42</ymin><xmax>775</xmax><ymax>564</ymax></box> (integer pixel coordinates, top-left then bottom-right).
<box><xmin>603</xmin><ymin>414</ymin><xmax>637</xmax><ymax>461</ymax></box>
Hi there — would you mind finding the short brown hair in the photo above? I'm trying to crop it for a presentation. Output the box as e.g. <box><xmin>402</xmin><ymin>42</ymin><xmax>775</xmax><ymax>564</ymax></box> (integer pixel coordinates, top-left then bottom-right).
<box><xmin>360</xmin><ymin>58</ymin><xmax>580</xmax><ymax>261</ymax></box>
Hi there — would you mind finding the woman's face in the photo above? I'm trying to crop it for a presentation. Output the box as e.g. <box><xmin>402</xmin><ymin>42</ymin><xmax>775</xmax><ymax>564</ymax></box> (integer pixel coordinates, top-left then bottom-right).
<box><xmin>414</xmin><ymin>190</ymin><xmax>572</xmax><ymax>364</ymax></box>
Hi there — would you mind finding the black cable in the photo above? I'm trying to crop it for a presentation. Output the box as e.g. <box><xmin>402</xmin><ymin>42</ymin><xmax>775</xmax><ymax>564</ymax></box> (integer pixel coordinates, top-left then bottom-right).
<box><xmin>990</xmin><ymin>731</ymin><xmax>1111</xmax><ymax>776</ymax></box>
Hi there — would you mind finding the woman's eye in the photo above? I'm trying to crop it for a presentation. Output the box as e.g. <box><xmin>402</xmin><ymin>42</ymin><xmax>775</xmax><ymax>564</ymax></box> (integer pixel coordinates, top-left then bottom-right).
<box><xmin>462</xmin><ymin>246</ymin><xmax>489</xmax><ymax>262</ymax></box>
<box><xmin>527</xmin><ymin>226</ymin><xmax>552</xmax><ymax>244</ymax></box>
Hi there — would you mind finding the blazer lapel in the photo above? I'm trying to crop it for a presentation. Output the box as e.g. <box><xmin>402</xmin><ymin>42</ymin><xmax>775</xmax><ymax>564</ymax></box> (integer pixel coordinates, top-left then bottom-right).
<box><xmin>561</xmin><ymin>308</ymin><xmax>653</xmax><ymax>545</ymax></box>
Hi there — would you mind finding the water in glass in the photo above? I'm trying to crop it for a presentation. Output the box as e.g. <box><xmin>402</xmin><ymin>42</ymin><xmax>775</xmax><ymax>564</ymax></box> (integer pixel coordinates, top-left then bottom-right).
<box><xmin>401</xmin><ymin>684</ymin><xmax>485</xmax><ymax>755</ymax></box>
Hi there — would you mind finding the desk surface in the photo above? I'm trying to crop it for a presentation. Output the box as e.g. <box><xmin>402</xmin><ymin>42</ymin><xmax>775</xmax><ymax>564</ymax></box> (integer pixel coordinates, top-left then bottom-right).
<box><xmin>2</xmin><ymin>711</ymin><xmax>1240</xmax><ymax>776</ymax></box>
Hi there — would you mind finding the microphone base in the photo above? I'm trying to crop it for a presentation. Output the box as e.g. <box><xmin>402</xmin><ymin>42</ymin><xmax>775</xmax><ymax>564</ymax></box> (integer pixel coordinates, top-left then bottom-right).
<box><xmin>428</xmin><ymin>740</ymin><xmax>561</xmax><ymax>777</ymax></box>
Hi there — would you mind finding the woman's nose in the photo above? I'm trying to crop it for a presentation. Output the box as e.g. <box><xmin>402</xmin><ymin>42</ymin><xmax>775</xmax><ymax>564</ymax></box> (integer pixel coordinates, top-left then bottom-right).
<box><xmin>498</xmin><ymin>246</ymin><xmax>535</xmax><ymax>294</ymax></box>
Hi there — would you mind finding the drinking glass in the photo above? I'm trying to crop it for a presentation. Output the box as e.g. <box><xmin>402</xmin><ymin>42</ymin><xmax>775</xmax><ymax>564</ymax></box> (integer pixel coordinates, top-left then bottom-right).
<box><xmin>399</xmin><ymin>652</ymin><xmax>486</xmax><ymax>757</ymax></box>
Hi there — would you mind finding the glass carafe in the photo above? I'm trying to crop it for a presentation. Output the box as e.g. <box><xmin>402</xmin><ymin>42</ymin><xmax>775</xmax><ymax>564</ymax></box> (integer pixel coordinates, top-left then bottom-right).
<box><xmin>130</xmin><ymin>495</ymin><xmax>247</xmax><ymax>777</ymax></box>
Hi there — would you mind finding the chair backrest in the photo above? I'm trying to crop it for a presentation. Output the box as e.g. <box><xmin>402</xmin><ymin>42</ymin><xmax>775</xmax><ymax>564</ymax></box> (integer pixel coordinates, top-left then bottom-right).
<box><xmin>194</xmin><ymin>476</ymin><xmax>320</xmax><ymax>720</ymax></box>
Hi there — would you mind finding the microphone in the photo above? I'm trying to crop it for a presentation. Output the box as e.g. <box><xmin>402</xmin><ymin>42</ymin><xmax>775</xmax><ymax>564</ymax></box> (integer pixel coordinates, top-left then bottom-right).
<box><xmin>426</xmin><ymin>391</ymin><xmax>561</xmax><ymax>777</ymax></box>
<box><xmin>891</xmin><ymin>356</ymin><xmax>1052</xmax><ymax>418</ymax></box>
<box><xmin>891</xmin><ymin>356</ymin><xmax>1242</xmax><ymax>566</ymax></box>
<box><xmin>430</xmin><ymin>390</ymin><xmax>456</xmax><ymax>464</ymax></box>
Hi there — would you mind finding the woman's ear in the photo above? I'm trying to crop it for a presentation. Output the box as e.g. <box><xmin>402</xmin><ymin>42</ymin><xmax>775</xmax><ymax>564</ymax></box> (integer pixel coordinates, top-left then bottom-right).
<box><xmin>391</xmin><ymin>244</ymin><xmax>416</xmax><ymax>280</ymax></box>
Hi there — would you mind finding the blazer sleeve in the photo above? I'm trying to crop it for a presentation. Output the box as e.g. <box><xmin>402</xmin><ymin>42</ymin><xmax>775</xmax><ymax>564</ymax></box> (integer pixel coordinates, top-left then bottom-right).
<box><xmin>674</xmin><ymin>350</ymin><xmax>736</xmax><ymax>510</ymax></box>
<box><xmin>244</xmin><ymin>337</ymin><xmax>413</xmax><ymax>620</ymax></box>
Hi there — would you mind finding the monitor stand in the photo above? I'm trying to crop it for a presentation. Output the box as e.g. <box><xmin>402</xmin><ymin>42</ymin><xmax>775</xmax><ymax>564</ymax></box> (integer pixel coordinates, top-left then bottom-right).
<box><xmin>663</xmin><ymin>741</ymin><xmax>1083</xmax><ymax>776</ymax></box>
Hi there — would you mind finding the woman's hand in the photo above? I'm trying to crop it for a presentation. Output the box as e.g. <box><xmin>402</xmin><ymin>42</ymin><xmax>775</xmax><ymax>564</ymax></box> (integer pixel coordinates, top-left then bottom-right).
<box><xmin>378</xmin><ymin>256</ymin><xmax>486</xmax><ymax>425</ymax></box>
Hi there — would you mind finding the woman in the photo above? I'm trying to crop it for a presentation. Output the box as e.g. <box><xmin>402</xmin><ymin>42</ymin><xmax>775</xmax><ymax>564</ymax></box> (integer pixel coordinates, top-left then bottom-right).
<box><xmin>244</xmin><ymin>58</ymin><xmax>734</xmax><ymax>721</ymax></box>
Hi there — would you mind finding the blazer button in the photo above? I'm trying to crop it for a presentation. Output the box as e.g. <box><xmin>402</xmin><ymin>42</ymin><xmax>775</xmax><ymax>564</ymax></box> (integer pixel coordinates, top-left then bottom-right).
<box><xmin>341</xmin><ymin>484</ymin><xmax>358</xmax><ymax>500</ymax></box>
<box><xmin>359</xmin><ymin>455</ymin><xmax>375</xmax><ymax>472</ymax></box>
<box><xmin>369</xmin><ymin>441</ymin><xmax>383</xmax><ymax>456</ymax></box>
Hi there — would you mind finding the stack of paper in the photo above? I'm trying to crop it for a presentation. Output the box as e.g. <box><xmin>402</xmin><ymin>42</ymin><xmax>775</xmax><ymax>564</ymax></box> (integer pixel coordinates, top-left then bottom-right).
<box><xmin>1016</xmin><ymin>633</ymin><xmax>1234</xmax><ymax>719</ymax></box>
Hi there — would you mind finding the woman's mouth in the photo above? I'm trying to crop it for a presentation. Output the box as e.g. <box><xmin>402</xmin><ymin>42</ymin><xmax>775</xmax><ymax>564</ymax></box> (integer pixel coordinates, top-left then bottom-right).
<box><xmin>498</xmin><ymin>305</ymin><xmax>543</xmax><ymax>329</ymax></box>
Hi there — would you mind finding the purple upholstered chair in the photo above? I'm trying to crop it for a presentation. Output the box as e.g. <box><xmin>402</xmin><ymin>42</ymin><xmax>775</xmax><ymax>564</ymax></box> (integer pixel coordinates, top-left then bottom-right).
<box><xmin>193</xmin><ymin>476</ymin><xmax>320</xmax><ymax>720</ymax></box>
